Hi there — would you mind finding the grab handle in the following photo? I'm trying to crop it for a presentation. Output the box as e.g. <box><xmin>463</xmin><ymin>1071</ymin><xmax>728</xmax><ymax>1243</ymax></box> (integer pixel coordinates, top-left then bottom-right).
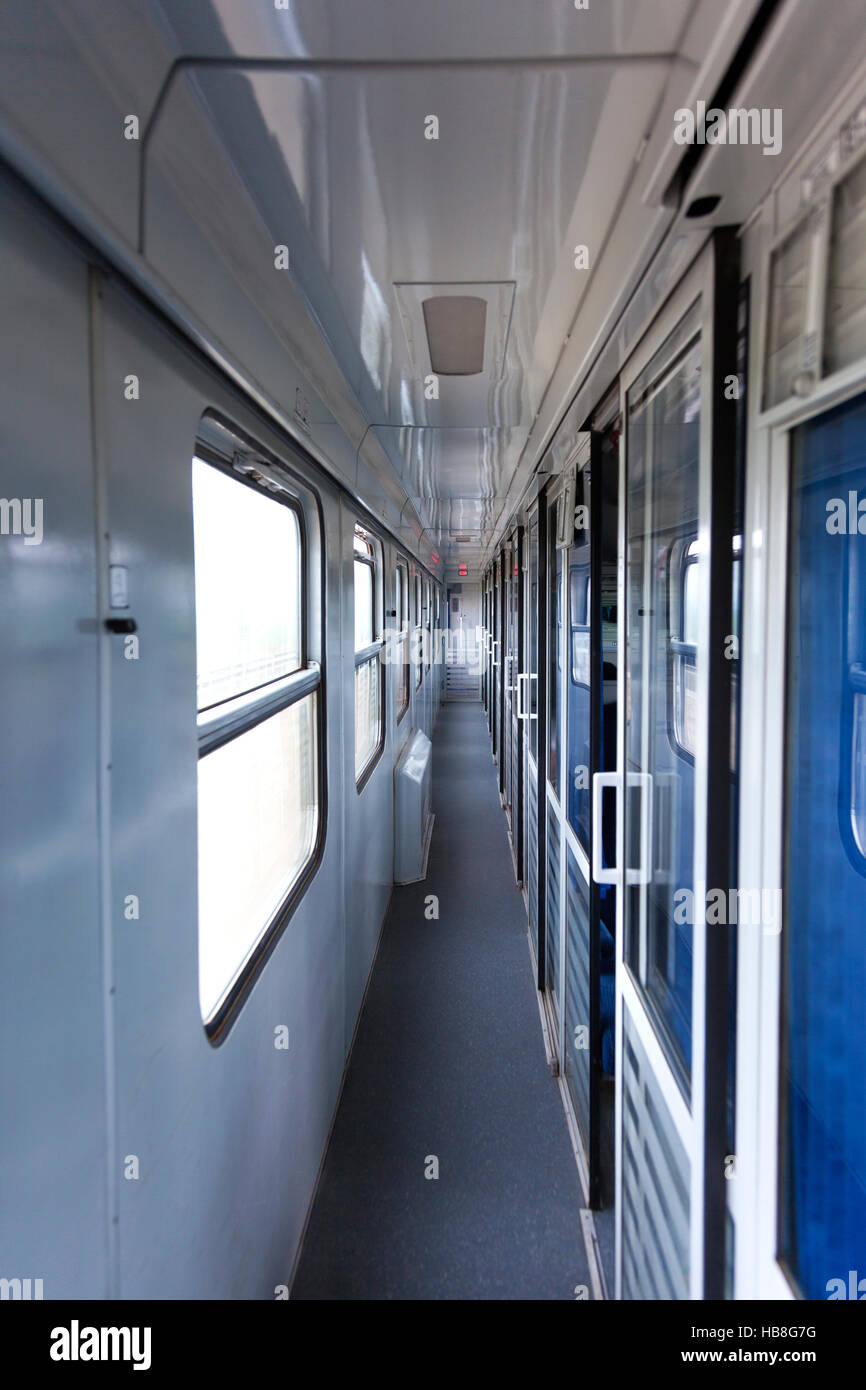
<box><xmin>591</xmin><ymin>773</ymin><xmax>620</xmax><ymax>886</ymax></box>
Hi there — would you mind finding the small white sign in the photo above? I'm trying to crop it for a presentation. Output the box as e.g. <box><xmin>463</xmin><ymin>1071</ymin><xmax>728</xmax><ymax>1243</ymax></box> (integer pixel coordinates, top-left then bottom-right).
<box><xmin>109</xmin><ymin>565</ymin><xmax>129</xmax><ymax>609</ymax></box>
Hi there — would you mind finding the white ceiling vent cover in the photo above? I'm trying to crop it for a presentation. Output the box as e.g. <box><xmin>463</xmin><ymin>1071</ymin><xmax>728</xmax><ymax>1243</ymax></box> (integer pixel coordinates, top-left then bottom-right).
<box><xmin>394</xmin><ymin>281</ymin><xmax>515</xmax><ymax>383</ymax></box>
<box><xmin>422</xmin><ymin>295</ymin><xmax>486</xmax><ymax>375</ymax></box>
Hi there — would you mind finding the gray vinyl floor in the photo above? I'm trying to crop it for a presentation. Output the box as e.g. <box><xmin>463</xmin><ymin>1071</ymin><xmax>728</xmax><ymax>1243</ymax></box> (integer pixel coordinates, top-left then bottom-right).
<box><xmin>291</xmin><ymin>701</ymin><xmax>591</xmax><ymax>1300</ymax></box>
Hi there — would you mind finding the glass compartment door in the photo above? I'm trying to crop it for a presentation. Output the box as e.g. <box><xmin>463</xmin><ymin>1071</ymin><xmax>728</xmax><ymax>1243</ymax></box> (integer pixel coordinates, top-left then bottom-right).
<box><xmin>502</xmin><ymin>551</ymin><xmax>512</xmax><ymax>810</ymax></box>
<box><xmin>509</xmin><ymin>533</ymin><xmax>523</xmax><ymax>875</ymax></box>
<box><xmin>545</xmin><ymin>494</ymin><xmax>564</xmax><ymax>1039</ymax></box>
<box><xmin>503</xmin><ymin>537</ymin><xmax>520</xmax><ymax>837</ymax></box>
<box><xmin>610</xmin><ymin>237</ymin><xmax>739</xmax><ymax>1301</ymax></box>
<box><xmin>524</xmin><ymin>505</ymin><xmax>541</xmax><ymax>956</ymax></box>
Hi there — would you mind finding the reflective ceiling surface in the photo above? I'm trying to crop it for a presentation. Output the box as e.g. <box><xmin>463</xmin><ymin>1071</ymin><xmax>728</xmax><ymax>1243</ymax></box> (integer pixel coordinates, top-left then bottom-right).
<box><xmin>152</xmin><ymin>0</ymin><xmax>700</xmax><ymax>569</ymax></box>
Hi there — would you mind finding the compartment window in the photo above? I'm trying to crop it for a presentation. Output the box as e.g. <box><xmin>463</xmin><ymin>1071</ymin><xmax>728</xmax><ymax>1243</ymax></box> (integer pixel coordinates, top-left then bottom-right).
<box><xmin>851</xmin><ymin>670</ymin><xmax>866</xmax><ymax>860</ymax></box>
<box><xmin>845</xmin><ymin>506</ymin><xmax>866</xmax><ymax>865</ymax></box>
<box><xmin>415</xmin><ymin>573</ymin><xmax>423</xmax><ymax>688</ymax></box>
<box><xmin>424</xmin><ymin>579</ymin><xmax>432</xmax><ymax>673</ymax></box>
<box><xmin>567</xmin><ymin>465</ymin><xmax>592</xmax><ymax>851</ymax></box>
<box><xmin>672</xmin><ymin>539</ymin><xmax>699</xmax><ymax>757</ymax></box>
<box><xmin>395</xmin><ymin>560</ymin><xmax>410</xmax><ymax>722</ymax></box>
<box><xmin>193</xmin><ymin>456</ymin><xmax>320</xmax><ymax>1036</ymax></box>
<box><xmin>670</xmin><ymin>537</ymin><xmax>741</xmax><ymax>765</ymax></box>
<box><xmin>354</xmin><ymin>525</ymin><xmax>384</xmax><ymax>783</ymax></box>
<box><xmin>764</xmin><ymin>216</ymin><xmax>814</xmax><ymax>410</ymax></box>
<box><xmin>570</xmin><ymin>571</ymin><xmax>591</xmax><ymax>687</ymax></box>
<box><xmin>825</xmin><ymin>150</ymin><xmax>866</xmax><ymax>377</ymax></box>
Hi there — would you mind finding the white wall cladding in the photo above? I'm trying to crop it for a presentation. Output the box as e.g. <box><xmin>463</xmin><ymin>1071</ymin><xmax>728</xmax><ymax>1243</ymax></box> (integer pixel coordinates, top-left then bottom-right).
<box><xmin>0</xmin><ymin>0</ymin><xmax>174</xmax><ymax>246</ymax></box>
<box><xmin>0</xmin><ymin>181</ymin><xmax>108</xmax><ymax>1297</ymax></box>
<box><xmin>0</xmin><ymin>174</ymin><xmax>441</xmax><ymax>1297</ymax></box>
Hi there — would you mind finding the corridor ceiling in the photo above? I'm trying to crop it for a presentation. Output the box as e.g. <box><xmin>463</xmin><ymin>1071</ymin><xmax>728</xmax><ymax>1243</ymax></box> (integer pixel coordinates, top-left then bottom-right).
<box><xmin>1</xmin><ymin>0</ymin><xmax>783</xmax><ymax>575</ymax></box>
<box><xmin>141</xmin><ymin>0</ymin><xmax>754</xmax><ymax>574</ymax></box>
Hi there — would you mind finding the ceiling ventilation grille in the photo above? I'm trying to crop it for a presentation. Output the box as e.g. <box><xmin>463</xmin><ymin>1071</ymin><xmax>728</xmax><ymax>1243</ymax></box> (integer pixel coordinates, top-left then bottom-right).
<box><xmin>394</xmin><ymin>281</ymin><xmax>514</xmax><ymax>383</ymax></box>
<box><xmin>422</xmin><ymin>296</ymin><xmax>487</xmax><ymax>375</ymax></box>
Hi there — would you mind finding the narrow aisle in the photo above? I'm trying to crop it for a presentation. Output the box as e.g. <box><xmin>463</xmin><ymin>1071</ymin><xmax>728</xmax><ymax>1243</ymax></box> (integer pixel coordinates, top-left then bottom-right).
<box><xmin>291</xmin><ymin>702</ymin><xmax>590</xmax><ymax>1300</ymax></box>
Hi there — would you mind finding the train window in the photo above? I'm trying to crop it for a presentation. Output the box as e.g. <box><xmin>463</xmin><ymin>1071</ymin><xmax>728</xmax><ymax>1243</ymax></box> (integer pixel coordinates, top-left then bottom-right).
<box><xmin>825</xmin><ymin>151</ymin><xmax>866</xmax><ymax>377</ymax></box>
<box><xmin>671</xmin><ymin>536</ymin><xmax>742</xmax><ymax>766</ymax></box>
<box><xmin>682</xmin><ymin>547</ymin><xmax>699</xmax><ymax>645</ymax></box>
<box><xmin>355</xmin><ymin>540</ymin><xmax>374</xmax><ymax>646</ymax></box>
<box><xmin>354</xmin><ymin>526</ymin><xmax>384</xmax><ymax>784</ymax></box>
<box><xmin>424</xmin><ymin>579</ymin><xmax>431</xmax><ymax>673</ymax></box>
<box><xmin>395</xmin><ymin>560</ymin><xmax>409</xmax><ymax>722</ymax></box>
<box><xmin>193</xmin><ymin>458</ymin><xmax>301</xmax><ymax>710</ymax></box>
<box><xmin>548</xmin><ymin>498</ymin><xmax>562</xmax><ymax>790</ymax></box>
<box><xmin>781</xmin><ymin>389</ymin><xmax>866</xmax><ymax>1297</ymax></box>
<box><xmin>414</xmin><ymin>573</ymin><xmax>423</xmax><ymax>688</ymax></box>
<box><xmin>671</xmin><ymin>539</ymin><xmax>699</xmax><ymax>758</ymax></box>
<box><xmin>567</xmin><ymin>466</ymin><xmax>591</xmax><ymax>847</ymax></box>
<box><xmin>764</xmin><ymin>216</ymin><xmax>812</xmax><ymax>410</ymax></box>
<box><xmin>528</xmin><ymin>510</ymin><xmax>539</xmax><ymax>759</ymax></box>
<box><xmin>624</xmin><ymin>320</ymin><xmax>702</xmax><ymax>1087</ymax></box>
<box><xmin>570</xmin><ymin>573</ymin><xmax>590</xmax><ymax>685</ymax></box>
<box><xmin>193</xmin><ymin>456</ymin><xmax>319</xmax><ymax>1033</ymax></box>
<box><xmin>730</xmin><ymin>535</ymin><xmax>743</xmax><ymax>776</ymax></box>
<box><xmin>852</xmin><ymin>668</ymin><xmax>866</xmax><ymax>860</ymax></box>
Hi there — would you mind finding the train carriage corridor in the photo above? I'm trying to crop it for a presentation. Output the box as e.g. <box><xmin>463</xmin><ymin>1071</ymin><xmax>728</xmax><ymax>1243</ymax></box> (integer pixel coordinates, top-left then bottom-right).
<box><xmin>292</xmin><ymin>701</ymin><xmax>593</xmax><ymax>1300</ymax></box>
<box><xmin>5</xmin><ymin>0</ymin><xmax>866</xmax><ymax>1330</ymax></box>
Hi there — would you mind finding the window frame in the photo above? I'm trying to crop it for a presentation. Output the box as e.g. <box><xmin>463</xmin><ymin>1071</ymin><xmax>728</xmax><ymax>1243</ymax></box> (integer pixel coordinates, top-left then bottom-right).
<box><xmin>414</xmin><ymin>571</ymin><xmax>423</xmax><ymax>689</ymax></box>
<box><xmin>354</xmin><ymin>522</ymin><xmax>385</xmax><ymax>790</ymax></box>
<box><xmin>194</xmin><ymin>456</ymin><xmax>306</xmax><ymax>714</ymax></box>
<box><xmin>668</xmin><ymin>536</ymin><xmax>699</xmax><ymax>763</ymax></box>
<box><xmin>569</xmin><ymin>566</ymin><xmax>591</xmax><ymax>689</ymax></box>
<box><xmin>395</xmin><ymin>557</ymin><xmax>410</xmax><ymax>723</ymax></box>
<box><xmin>547</xmin><ymin>495</ymin><xmax>563</xmax><ymax>794</ymax></box>
<box><xmin>193</xmin><ymin>444</ymin><xmax>325</xmax><ymax>1045</ymax></box>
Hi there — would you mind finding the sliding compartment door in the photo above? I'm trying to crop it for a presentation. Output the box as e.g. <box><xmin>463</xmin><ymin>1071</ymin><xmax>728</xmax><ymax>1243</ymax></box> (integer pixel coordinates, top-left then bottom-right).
<box><xmin>510</xmin><ymin>530</ymin><xmax>524</xmax><ymax>879</ymax></box>
<box><xmin>492</xmin><ymin>557</ymin><xmax>501</xmax><ymax>766</ymax></box>
<box><xmin>780</xmin><ymin>391</ymin><xmax>866</xmax><ymax>1298</ymax></box>
<box><xmin>545</xmin><ymin>490</ymin><xmax>564</xmax><ymax>1041</ymax></box>
<box><xmin>523</xmin><ymin>504</ymin><xmax>542</xmax><ymax>959</ymax></box>
<box><xmin>563</xmin><ymin>443</ymin><xmax>603</xmax><ymax>1206</ymax></box>
<box><xmin>501</xmin><ymin>547</ymin><xmax>511</xmax><ymax>805</ymax></box>
<box><xmin>742</xmin><ymin>387</ymin><xmax>866</xmax><ymax>1299</ymax></box>
<box><xmin>503</xmin><ymin>534</ymin><xmax>521</xmax><ymax>844</ymax></box>
<box><xmin>610</xmin><ymin>235</ymin><xmax>739</xmax><ymax>1300</ymax></box>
